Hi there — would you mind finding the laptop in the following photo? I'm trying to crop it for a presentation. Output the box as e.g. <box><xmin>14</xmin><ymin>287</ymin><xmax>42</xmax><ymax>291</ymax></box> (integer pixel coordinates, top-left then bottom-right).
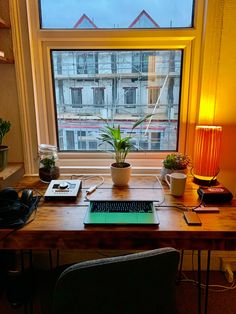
<box><xmin>84</xmin><ymin>200</ymin><xmax>159</xmax><ymax>225</ymax></box>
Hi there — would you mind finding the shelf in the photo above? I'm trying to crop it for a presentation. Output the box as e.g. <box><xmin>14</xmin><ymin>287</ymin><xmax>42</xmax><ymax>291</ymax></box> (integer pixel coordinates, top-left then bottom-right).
<box><xmin>0</xmin><ymin>55</ymin><xmax>14</xmax><ymax>64</ymax></box>
<box><xmin>0</xmin><ymin>163</ymin><xmax>24</xmax><ymax>189</ymax></box>
<box><xmin>0</xmin><ymin>17</ymin><xmax>10</xmax><ymax>29</ymax></box>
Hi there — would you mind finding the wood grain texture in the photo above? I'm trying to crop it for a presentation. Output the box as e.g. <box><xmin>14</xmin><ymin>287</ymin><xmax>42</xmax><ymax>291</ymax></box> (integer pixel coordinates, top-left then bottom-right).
<box><xmin>0</xmin><ymin>175</ymin><xmax>236</xmax><ymax>251</ymax></box>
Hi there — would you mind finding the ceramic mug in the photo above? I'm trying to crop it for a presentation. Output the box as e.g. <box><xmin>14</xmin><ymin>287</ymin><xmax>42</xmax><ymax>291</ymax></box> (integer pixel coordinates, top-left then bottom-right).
<box><xmin>165</xmin><ymin>172</ymin><xmax>187</xmax><ymax>196</ymax></box>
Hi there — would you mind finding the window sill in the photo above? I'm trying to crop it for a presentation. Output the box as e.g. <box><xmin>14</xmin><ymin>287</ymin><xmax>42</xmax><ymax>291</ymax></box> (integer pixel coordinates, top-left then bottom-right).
<box><xmin>59</xmin><ymin>165</ymin><xmax>162</xmax><ymax>175</ymax></box>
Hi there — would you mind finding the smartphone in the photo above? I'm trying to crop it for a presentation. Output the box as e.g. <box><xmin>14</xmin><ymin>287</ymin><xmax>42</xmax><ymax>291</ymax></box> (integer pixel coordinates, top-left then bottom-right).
<box><xmin>183</xmin><ymin>212</ymin><xmax>202</xmax><ymax>226</ymax></box>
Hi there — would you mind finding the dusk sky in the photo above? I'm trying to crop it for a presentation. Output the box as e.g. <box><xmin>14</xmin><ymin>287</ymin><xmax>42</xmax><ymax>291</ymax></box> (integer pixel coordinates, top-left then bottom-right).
<box><xmin>40</xmin><ymin>0</ymin><xmax>193</xmax><ymax>28</ymax></box>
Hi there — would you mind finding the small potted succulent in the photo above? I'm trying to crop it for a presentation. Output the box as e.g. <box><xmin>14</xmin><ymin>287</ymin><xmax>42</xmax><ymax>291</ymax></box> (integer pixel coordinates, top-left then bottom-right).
<box><xmin>161</xmin><ymin>153</ymin><xmax>190</xmax><ymax>180</ymax></box>
<box><xmin>0</xmin><ymin>118</ymin><xmax>11</xmax><ymax>171</ymax></box>
<box><xmin>38</xmin><ymin>144</ymin><xmax>60</xmax><ymax>183</ymax></box>
<box><xmin>98</xmin><ymin>114</ymin><xmax>152</xmax><ymax>186</ymax></box>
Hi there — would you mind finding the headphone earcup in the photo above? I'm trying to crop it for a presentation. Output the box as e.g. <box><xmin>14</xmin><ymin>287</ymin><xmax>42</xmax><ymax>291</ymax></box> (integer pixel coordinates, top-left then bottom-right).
<box><xmin>0</xmin><ymin>188</ymin><xmax>19</xmax><ymax>201</ymax></box>
<box><xmin>20</xmin><ymin>189</ymin><xmax>33</xmax><ymax>206</ymax></box>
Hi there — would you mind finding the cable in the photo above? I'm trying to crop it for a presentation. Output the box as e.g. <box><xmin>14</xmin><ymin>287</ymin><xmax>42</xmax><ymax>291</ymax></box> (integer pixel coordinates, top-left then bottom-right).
<box><xmin>71</xmin><ymin>174</ymin><xmax>104</xmax><ymax>200</ymax></box>
<box><xmin>179</xmin><ymin>250</ymin><xmax>236</xmax><ymax>292</ymax></box>
<box><xmin>180</xmin><ymin>272</ymin><xmax>236</xmax><ymax>292</ymax></box>
<box><xmin>71</xmin><ymin>174</ymin><xmax>104</xmax><ymax>188</ymax></box>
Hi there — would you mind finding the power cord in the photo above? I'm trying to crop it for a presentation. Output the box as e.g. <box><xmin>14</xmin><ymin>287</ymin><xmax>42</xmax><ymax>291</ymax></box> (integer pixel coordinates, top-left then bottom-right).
<box><xmin>71</xmin><ymin>174</ymin><xmax>104</xmax><ymax>199</ymax></box>
<box><xmin>154</xmin><ymin>175</ymin><xmax>204</xmax><ymax>213</ymax></box>
<box><xmin>179</xmin><ymin>250</ymin><xmax>236</xmax><ymax>292</ymax></box>
<box><xmin>180</xmin><ymin>271</ymin><xmax>236</xmax><ymax>292</ymax></box>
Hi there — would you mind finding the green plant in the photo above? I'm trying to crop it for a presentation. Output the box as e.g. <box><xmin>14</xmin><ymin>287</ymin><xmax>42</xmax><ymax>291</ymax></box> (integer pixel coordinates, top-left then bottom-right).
<box><xmin>163</xmin><ymin>153</ymin><xmax>190</xmax><ymax>170</ymax></box>
<box><xmin>40</xmin><ymin>156</ymin><xmax>56</xmax><ymax>170</ymax></box>
<box><xmin>98</xmin><ymin>114</ymin><xmax>152</xmax><ymax>167</ymax></box>
<box><xmin>0</xmin><ymin>118</ymin><xmax>11</xmax><ymax>145</ymax></box>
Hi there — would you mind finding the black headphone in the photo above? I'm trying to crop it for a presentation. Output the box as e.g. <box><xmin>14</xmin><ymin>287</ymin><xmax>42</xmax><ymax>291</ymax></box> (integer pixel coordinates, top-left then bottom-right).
<box><xmin>0</xmin><ymin>187</ymin><xmax>39</xmax><ymax>228</ymax></box>
<box><xmin>0</xmin><ymin>187</ymin><xmax>33</xmax><ymax>206</ymax></box>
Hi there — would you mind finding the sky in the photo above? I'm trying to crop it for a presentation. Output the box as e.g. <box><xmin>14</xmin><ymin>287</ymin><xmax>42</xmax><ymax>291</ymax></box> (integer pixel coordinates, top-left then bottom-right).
<box><xmin>40</xmin><ymin>0</ymin><xmax>193</xmax><ymax>29</ymax></box>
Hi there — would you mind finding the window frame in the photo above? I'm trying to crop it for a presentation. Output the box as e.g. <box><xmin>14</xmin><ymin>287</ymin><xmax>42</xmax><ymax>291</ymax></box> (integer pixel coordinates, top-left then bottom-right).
<box><xmin>23</xmin><ymin>0</ymin><xmax>205</xmax><ymax>173</ymax></box>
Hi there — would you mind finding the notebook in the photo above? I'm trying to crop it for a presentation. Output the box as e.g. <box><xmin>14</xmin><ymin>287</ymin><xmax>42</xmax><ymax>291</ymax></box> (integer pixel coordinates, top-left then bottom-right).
<box><xmin>84</xmin><ymin>200</ymin><xmax>159</xmax><ymax>225</ymax></box>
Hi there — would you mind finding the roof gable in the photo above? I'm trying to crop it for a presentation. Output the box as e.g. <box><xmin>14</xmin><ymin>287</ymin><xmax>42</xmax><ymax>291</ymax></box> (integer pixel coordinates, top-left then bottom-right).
<box><xmin>129</xmin><ymin>10</ymin><xmax>159</xmax><ymax>28</ymax></box>
<box><xmin>74</xmin><ymin>14</ymin><xmax>97</xmax><ymax>29</ymax></box>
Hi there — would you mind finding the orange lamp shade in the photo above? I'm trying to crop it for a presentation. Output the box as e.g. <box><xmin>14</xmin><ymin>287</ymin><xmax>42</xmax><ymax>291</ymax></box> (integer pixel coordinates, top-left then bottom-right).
<box><xmin>193</xmin><ymin>125</ymin><xmax>222</xmax><ymax>182</ymax></box>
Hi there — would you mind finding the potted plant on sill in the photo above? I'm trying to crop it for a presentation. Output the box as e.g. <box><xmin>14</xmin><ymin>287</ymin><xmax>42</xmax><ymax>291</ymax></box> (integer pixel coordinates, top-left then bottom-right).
<box><xmin>98</xmin><ymin>114</ymin><xmax>152</xmax><ymax>186</ymax></box>
<box><xmin>0</xmin><ymin>118</ymin><xmax>11</xmax><ymax>171</ymax></box>
<box><xmin>161</xmin><ymin>153</ymin><xmax>191</xmax><ymax>180</ymax></box>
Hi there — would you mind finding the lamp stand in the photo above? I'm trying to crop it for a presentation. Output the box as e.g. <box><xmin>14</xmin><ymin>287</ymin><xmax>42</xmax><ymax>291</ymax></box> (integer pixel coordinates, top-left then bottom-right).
<box><xmin>193</xmin><ymin>177</ymin><xmax>218</xmax><ymax>186</ymax></box>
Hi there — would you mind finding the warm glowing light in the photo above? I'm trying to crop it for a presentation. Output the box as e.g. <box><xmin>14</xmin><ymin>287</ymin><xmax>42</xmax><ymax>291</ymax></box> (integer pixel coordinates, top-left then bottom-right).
<box><xmin>198</xmin><ymin>97</ymin><xmax>215</xmax><ymax>123</ymax></box>
<box><xmin>193</xmin><ymin>125</ymin><xmax>222</xmax><ymax>182</ymax></box>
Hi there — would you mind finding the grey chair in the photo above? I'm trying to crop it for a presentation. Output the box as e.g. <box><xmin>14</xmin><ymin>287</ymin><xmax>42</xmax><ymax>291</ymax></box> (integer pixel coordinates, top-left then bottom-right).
<box><xmin>51</xmin><ymin>247</ymin><xmax>180</xmax><ymax>314</ymax></box>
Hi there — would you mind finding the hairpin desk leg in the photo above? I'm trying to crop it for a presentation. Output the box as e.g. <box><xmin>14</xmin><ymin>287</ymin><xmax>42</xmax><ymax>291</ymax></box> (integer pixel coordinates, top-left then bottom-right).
<box><xmin>198</xmin><ymin>250</ymin><xmax>202</xmax><ymax>314</ymax></box>
<box><xmin>177</xmin><ymin>250</ymin><xmax>184</xmax><ymax>283</ymax></box>
<box><xmin>204</xmin><ymin>250</ymin><xmax>211</xmax><ymax>314</ymax></box>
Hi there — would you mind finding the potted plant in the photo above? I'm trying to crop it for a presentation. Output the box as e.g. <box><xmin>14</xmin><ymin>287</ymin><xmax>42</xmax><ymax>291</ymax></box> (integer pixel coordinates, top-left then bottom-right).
<box><xmin>38</xmin><ymin>144</ymin><xmax>60</xmax><ymax>183</ymax></box>
<box><xmin>98</xmin><ymin>115</ymin><xmax>152</xmax><ymax>186</ymax></box>
<box><xmin>161</xmin><ymin>153</ymin><xmax>190</xmax><ymax>180</ymax></box>
<box><xmin>0</xmin><ymin>118</ymin><xmax>11</xmax><ymax>171</ymax></box>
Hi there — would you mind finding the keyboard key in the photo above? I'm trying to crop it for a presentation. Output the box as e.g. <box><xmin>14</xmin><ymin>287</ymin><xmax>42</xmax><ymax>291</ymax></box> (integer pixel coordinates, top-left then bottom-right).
<box><xmin>91</xmin><ymin>201</ymin><xmax>153</xmax><ymax>213</ymax></box>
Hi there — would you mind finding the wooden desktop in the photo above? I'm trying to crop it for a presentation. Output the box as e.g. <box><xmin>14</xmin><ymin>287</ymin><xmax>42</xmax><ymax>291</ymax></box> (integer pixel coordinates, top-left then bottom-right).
<box><xmin>0</xmin><ymin>175</ymin><xmax>235</xmax><ymax>251</ymax></box>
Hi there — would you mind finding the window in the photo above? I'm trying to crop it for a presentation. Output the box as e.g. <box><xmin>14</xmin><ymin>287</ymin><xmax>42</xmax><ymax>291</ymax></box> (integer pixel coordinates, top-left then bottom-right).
<box><xmin>24</xmin><ymin>0</ymin><xmax>204</xmax><ymax>171</ymax></box>
<box><xmin>71</xmin><ymin>88</ymin><xmax>82</xmax><ymax>107</ymax></box>
<box><xmin>51</xmin><ymin>50</ymin><xmax>182</xmax><ymax>152</ymax></box>
<box><xmin>148</xmin><ymin>87</ymin><xmax>160</xmax><ymax>106</ymax></box>
<box><xmin>76</xmin><ymin>52</ymin><xmax>98</xmax><ymax>74</ymax></box>
<box><xmin>132</xmin><ymin>52</ymin><xmax>152</xmax><ymax>73</ymax></box>
<box><xmin>39</xmin><ymin>0</ymin><xmax>194</xmax><ymax>29</ymax></box>
<box><xmin>93</xmin><ymin>87</ymin><xmax>105</xmax><ymax>106</ymax></box>
<box><xmin>124</xmin><ymin>87</ymin><xmax>137</xmax><ymax>105</ymax></box>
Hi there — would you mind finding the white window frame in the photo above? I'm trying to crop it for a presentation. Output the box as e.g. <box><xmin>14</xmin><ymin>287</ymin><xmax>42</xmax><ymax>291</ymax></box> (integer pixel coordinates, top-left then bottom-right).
<box><xmin>12</xmin><ymin>0</ymin><xmax>206</xmax><ymax>174</ymax></box>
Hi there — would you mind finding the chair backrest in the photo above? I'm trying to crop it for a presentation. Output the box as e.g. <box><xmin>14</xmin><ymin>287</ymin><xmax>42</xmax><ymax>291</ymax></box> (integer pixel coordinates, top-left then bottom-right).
<box><xmin>52</xmin><ymin>247</ymin><xmax>180</xmax><ymax>314</ymax></box>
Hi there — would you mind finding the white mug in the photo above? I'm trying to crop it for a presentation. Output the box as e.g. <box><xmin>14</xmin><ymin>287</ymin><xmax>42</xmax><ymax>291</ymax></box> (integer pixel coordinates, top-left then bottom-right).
<box><xmin>165</xmin><ymin>172</ymin><xmax>187</xmax><ymax>196</ymax></box>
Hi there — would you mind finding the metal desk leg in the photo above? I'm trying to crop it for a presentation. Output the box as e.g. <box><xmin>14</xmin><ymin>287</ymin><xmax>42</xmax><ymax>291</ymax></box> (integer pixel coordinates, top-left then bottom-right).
<box><xmin>204</xmin><ymin>250</ymin><xmax>211</xmax><ymax>314</ymax></box>
<box><xmin>177</xmin><ymin>250</ymin><xmax>184</xmax><ymax>283</ymax></box>
<box><xmin>198</xmin><ymin>250</ymin><xmax>202</xmax><ymax>314</ymax></box>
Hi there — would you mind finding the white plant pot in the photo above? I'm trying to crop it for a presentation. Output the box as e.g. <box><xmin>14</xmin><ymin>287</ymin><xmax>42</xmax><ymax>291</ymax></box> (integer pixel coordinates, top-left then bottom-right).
<box><xmin>110</xmin><ymin>163</ymin><xmax>131</xmax><ymax>186</ymax></box>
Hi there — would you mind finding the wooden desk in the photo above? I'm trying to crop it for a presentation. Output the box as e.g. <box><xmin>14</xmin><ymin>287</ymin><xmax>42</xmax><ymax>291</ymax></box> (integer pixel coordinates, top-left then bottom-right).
<box><xmin>0</xmin><ymin>175</ymin><xmax>236</xmax><ymax>251</ymax></box>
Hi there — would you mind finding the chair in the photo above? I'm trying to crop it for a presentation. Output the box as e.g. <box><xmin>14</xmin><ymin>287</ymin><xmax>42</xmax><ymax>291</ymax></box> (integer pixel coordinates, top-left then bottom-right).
<box><xmin>51</xmin><ymin>247</ymin><xmax>180</xmax><ymax>314</ymax></box>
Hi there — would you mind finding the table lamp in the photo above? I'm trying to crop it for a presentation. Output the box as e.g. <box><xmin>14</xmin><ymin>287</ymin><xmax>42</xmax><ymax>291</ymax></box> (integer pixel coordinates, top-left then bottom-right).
<box><xmin>193</xmin><ymin>125</ymin><xmax>222</xmax><ymax>185</ymax></box>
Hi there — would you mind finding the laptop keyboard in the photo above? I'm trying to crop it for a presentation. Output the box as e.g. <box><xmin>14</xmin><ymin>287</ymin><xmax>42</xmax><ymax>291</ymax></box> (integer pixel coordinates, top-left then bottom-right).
<box><xmin>90</xmin><ymin>201</ymin><xmax>153</xmax><ymax>213</ymax></box>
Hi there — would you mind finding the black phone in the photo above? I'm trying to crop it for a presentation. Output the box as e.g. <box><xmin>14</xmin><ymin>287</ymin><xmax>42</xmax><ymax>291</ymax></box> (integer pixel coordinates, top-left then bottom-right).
<box><xmin>183</xmin><ymin>212</ymin><xmax>202</xmax><ymax>226</ymax></box>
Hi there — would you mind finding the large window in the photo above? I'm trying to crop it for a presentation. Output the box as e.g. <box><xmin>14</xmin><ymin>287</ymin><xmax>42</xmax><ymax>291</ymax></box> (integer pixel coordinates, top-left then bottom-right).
<box><xmin>23</xmin><ymin>0</ymin><xmax>204</xmax><ymax>170</ymax></box>
<box><xmin>51</xmin><ymin>50</ymin><xmax>182</xmax><ymax>152</ymax></box>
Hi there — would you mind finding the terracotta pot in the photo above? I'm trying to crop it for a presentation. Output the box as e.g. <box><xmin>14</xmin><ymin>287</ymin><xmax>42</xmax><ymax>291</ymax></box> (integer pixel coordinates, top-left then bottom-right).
<box><xmin>110</xmin><ymin>162</ymin><xmax>131</xmax><ymax>186</ymax></box>
<box><xmin>0</xmin><ymin>145</ymin><xmax>9</xmax><ymax>171</ymax></box>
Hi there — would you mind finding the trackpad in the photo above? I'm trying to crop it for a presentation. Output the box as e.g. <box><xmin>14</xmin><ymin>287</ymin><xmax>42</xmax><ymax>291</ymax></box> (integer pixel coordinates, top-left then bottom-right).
<box><xmin>106</xmin><ymin>213</ymin><xmax>138</xmax><ymax>224</ymax></box>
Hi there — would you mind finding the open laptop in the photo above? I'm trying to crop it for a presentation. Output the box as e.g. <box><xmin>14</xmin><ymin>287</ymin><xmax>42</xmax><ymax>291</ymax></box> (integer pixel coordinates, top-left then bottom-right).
<box><xmin>84</xmin><ymin>200</ymin><xmax>159</xmax><ymax>225</ymax></box>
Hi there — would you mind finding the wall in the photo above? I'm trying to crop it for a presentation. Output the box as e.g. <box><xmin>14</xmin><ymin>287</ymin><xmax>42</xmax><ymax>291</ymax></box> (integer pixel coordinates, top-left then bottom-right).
<box><xmin>216</xmin><ymin>0</ymin><xmax>236</xmax><ymax>195</ymax></box>
<box><xmin>0</xmin><ymin>0</ymin><xmax>23</xmax><ymax>162</ymax></box>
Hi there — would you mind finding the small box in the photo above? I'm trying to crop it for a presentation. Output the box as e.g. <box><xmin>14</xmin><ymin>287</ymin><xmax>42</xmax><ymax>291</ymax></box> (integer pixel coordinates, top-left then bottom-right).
<box><xmin>197</xmin><ymin>186</ymin><xmax>233</xmax><ymax>203</ymax></box>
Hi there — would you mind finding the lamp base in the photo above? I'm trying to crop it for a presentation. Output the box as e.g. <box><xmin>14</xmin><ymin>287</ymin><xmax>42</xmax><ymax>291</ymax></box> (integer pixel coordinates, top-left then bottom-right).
<box><xmin>193</xmin><ymin>177</ymin><xmax>218</xmax><ymax>186</ymax></box>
